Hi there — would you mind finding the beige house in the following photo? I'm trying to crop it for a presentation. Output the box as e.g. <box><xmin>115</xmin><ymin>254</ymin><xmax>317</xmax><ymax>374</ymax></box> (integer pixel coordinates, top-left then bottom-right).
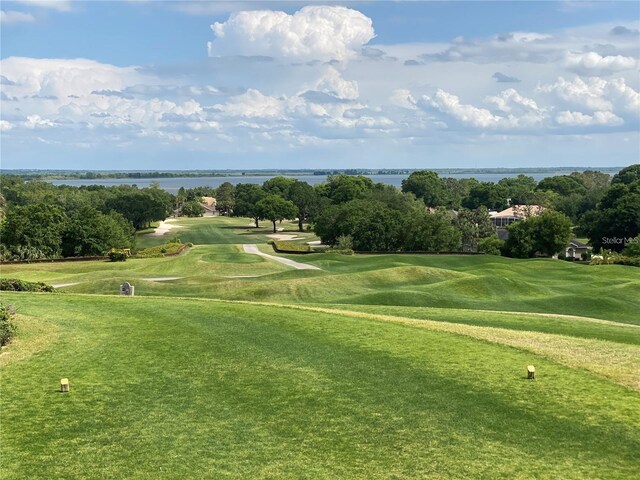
<box><xmin>565</xmin><ymin>239</ymin><xmax>589</xmax><ymax>260</ymax></box>
<box><xmin>201</xmin><ymin>196</ymin><xmax>217</xmax><ymax>216</ymax></box>
<box><xmin>490</xmin><ymin>205</ymin><xmax>545</xmax><ymax>227</ymax></box>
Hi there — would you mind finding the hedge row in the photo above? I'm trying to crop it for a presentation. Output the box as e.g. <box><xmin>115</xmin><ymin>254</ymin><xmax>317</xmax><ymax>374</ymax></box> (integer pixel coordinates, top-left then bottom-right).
<box><xmin>135</xmin><ymin>242</ymin><xmax>190</xmax><ymax>258</ymax></box>
<box><xmin>0</xmin><ymin>278</ymin><xmax>55</xmax><ymax>292</ymax></box>
<box><xmin>270</xmin><ymin>240</ymin><xmax>312</xmax><ymax>254</ymax></box>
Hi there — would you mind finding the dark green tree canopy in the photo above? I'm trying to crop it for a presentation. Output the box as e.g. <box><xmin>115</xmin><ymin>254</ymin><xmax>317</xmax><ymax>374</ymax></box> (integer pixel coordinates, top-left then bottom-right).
<box><xmin>323</xmin><ymin>174</ymin><xmax>374</xmax><ymax>204</ymax></box>
<box><xmin>61</xmin><ymin>206</ymin><xmax>135</xmax><ymax>257</ymax></box>
<box><xmin>1</xmin><ymin>203</ymin><xmax>67</xmax><ymax>258</ymax></box>
<box><xmin>401</xmin><ymin>170</ymin><xmax>450</xmax><ymax>208</ymax></box>
<box><xmin>463</xmin><ymin>182</ymin><xmax>509</xmax><ymax>211</ymax></box>
<box><xmin>503</xmin><ymin>210</ymin><xmax>572</xmax><ymax>258</ymax></box>
<box><xmin>582</xmin><ymin>179</ymin><xmax>640</xmax><ymax>252</ymax></box>
<box><xmin>536</xmin><ymin>175</ymin><xmax>586</xmax><ymax>196</ymax></box>
<box><xmin>262</xmin><ymin>177</ymin><xmax>296</xmax><ymax>197</ymax></box>
<box><xmin>611</xmin><ymin>164</ymin><xmax>640</xmax><ymax>185</ymax></box>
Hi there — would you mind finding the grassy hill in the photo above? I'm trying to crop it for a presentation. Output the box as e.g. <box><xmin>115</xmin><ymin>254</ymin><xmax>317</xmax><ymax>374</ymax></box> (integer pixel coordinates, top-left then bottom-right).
<box><xmin>2</xmin><ymin>216</ymin><xmax>639</xmax><ymax>478</ymax></box>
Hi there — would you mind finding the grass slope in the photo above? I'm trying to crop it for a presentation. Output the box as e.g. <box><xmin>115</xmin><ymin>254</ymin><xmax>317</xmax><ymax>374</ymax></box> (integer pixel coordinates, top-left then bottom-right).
<box><xmin>3</xmin><ymin>216</ymin><xmax>640</xmax><ymax>478</ymax></box>
<box><xmin>2</xmin><ymin>293</ymin><xmax>639</xmax><ymax>479</ymax></box>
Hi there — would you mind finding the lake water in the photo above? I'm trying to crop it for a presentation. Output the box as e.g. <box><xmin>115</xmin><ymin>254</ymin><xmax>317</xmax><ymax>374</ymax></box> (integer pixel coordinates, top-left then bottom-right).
<box><xmin>50</xmin><ymin>170</ymin><xmax>618</xmax><ymax>193</ymax></box>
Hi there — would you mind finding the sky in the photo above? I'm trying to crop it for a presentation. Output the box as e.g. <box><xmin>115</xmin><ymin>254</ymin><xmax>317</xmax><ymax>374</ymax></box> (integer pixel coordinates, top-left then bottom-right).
<box><xmin>1</xmin><ymin>0</ymin><xmax>639</xmax><ymax>170</ymax></box>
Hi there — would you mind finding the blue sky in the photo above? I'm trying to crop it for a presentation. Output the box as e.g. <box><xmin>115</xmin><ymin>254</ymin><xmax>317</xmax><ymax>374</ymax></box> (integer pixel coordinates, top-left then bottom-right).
<box><xmin>1</xmin><ymin>1</ymin><xmax>639</xmax><ymax>170</ymax></box>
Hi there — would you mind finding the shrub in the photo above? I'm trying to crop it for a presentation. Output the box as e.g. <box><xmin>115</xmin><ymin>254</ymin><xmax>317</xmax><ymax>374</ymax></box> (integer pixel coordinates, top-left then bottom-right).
<box><xmin>336</xmin><ymin>235</ymin><xmax>354</xmax><ymax>251</ymax></box>
<box><xmin>326</xmin><ymin>249</ymin><xmax>354</xmax><ymax>255</ymax></box>
<box><xmin>272</xmin><ymin>240</ymin><xmax>312</xmax><ymax>253</ymax></box>
<box><xmin>108</xmin><ymin>248</ymin><xmax>128</xmax><ymax>262</ymax></box>
<box><xmin>478</xmin><ymin>236</ymin><xmax>504</xmax><ymax>256</ymax></box>
<box><xmin>0</xmin><ymin>303</ymin><xmax>17</xmax><ymax>347</ymax></box>
<box><xmin>135</xmin><ymin>242</ymin><xmax>184</xmax><ymax>258</ymax></box>
<box><xmin>0</xmin><ymin>278</ymin><xmax>54</xmax><ymax>292</ymax></box>
<box><xmin>589</xmin><ymin>250</ymin><xmax>640</xmax><ymax>267</ymax></box>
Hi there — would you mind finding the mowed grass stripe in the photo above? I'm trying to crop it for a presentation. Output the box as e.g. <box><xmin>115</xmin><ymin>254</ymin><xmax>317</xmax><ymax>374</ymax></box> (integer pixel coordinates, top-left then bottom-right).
<box><xmin>2</xmin><ymin>293</ymin><xmax>639</xmax><ymax>479</ymax></box>
<box><xmin>312</xmin><ymin>304</ymin><xmax>640</xmax><ymax>345</ymax></box>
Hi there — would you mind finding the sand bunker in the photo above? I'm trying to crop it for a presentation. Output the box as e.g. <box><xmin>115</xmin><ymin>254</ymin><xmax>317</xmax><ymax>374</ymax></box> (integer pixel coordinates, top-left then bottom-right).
<box><xmin>150</xmin><ymin>220</ymin><xmax>183</xmax><ymax>237</ymax></box>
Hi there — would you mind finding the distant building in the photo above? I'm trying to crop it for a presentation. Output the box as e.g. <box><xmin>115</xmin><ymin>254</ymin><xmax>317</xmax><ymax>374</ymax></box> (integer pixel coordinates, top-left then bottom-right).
<box><xmin>565</xmin><ymin>239</ymin><xmax>590</xmax><ymax>260</ymax></box>
<box><xmin>201</xmin><ymin>196</ymin><xmax>217</xmax><ymax>217</ymax></box>
<box><xmin>490</xmin><ymin>205</ymin><xmax>545</xmax><ymax>228</ymax></box>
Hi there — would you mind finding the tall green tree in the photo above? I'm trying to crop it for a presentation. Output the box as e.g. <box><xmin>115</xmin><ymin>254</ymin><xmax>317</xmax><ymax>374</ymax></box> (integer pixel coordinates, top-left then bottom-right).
<box><xmin>255</xmin><ymin>194</ymin><xmax>298</xmax><ymax>233</ymax></box>
<box><xmin>581</xmin><ymin>179</ymin><xmax>640</xmax><ymax>252</ymax></box>
<box><xmin>503</xmin><ymin>211</ymin><xmax>572</xmax><ymax>258</ymax></box>
<box><xmin>215</xmin><ymin>182</ymin><xmax>235</xmax><ymax>216</ymax></box>
<box><xmin>61</xmin><ymin>206</ymin><xmax>135</xmax><ymax>257</ymax></box>
<box><xmin>534</xmin><ymin>211</ymin><xmax>573</xmax><ymax>257</ymax></box>
<box><xmin>455</xmin><ymin>207</ymin><xmax>496</xmax><ymax>252</ymax></box>
<box><xmin>405</xmin><ymin>209</ymin><xmax>461</xmax><ymax>252</ymax></box>
<box><xmin>288</xmin><ymin>180</ymin><xmax>318</xmax><ymax>232</ymax></box>
<box><xmin>1</xmin><ymin>204</ymin><xmax>67</xmax><ymax>258</ymax></box>
<box><xmin>105</xmin><ymin>190</ymin><xmax>170</xmax><ymax>230</ymax></box>
<box><xmin>233</xmin><ymin>184</ymin><xmax>266</xmax><ymax>227</ymax></box>
<box><xmin>401</xmin><ymin>170</ymin><xmax>450</xmax><ymax>207</ymax></box>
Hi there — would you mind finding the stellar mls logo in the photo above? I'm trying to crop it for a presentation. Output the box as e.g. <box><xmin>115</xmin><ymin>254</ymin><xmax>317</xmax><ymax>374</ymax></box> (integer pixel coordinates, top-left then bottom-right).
<box><xmin>602</xmin><ymin>237</ymin><xmax>639</xmax><ymax>245</ymax></box>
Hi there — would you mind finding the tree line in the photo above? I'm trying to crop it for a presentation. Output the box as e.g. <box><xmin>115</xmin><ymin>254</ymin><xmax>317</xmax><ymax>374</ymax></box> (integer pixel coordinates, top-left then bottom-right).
<box><xmin>0</xmin><ymin>178</ymin><xmax>173</xmax><ymax>260</ymax></box>
<box><xmin>1</xmin><ymin>164</ymin><xmax>638</xmax><ymax>260</ymax></box>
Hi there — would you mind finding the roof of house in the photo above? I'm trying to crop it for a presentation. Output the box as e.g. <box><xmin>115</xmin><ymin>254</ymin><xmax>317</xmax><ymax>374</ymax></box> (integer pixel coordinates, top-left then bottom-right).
<box><xmin>201</xmin><ymin>196</ymin><xmax>216</xmax><ymax>207</ymax></box>
<box><xmin>569</xmin><ymin>239</ymin><xmax>588</xmax><ymax>248</ymax></box>
<box><xmin>490</xmin><ymin>205</ymin><xmax>545</xmax><ymax>218</ymax></box>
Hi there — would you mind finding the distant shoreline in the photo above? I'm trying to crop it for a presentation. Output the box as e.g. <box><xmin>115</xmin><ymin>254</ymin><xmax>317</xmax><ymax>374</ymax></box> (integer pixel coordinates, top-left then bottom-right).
<box><xmin>2</xmin><ymin>166</ymin><xmax>625</xmax><ymax>181</ymax></box>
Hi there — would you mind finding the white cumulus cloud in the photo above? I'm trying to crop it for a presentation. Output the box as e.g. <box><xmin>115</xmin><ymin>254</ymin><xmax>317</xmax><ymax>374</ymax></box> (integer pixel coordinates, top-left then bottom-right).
<box><xmin>555</xmin><ymin>110</ymin><xmax>624</xmax><ymax>126</ymax></box>
<box><xmin>564</xmin><ymin>51</ymin><xmax>637</xmax><ymax>75</ymax></box>
<box><xmin>537</xmin><ymin>76</ymin><xmax>640</xmax><ymax>114</ymax></box>
<box><xmin>15</xmin><ymin>1</ymin><xmax>71</xmax><ymax>12</ymax></box>
<box><xmin>304</xmin><ymin>67</ymin><xmax>359</xmax><ymax>100</ymax></box>
<box><xmin>208</xmin><ymin>6</ymin><xmax>375</xmax><ymax>61</ymax></box>
<box><xmin>1</xmin><ymin>10</ymin><xmax>36</xmax><ymax>24</ymax></box>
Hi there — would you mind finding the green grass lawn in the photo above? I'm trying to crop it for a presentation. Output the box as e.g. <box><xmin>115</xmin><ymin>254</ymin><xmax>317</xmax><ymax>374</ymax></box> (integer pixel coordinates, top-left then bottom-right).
<box><xmin>2</xmin><ymin>294</ymin><xmax>639</xmax><ymax>479</ymax></box>
<box><xmin>135</xmin><ymin>216</ymin><xmax>318</xmax><ymax>249</ymax></box>
<box><xmin>2</xmin><ymin>215</ymin><xmax>640</xmax><ymax>478</ymax></box>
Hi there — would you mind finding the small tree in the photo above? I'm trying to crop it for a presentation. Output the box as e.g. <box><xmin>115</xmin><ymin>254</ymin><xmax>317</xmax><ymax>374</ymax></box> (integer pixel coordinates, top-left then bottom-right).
<box><xmin>533</xmin><ymin>210</ymin><xmax>573</xmax><ymax>257</ymax></box>
<box><xmin>181</xmin><ymin>200</ymin><xmax>205</xmax><ymax>217</ymax></box>
<box><xmin>478</xmin><ymin>236</ymin><xmax>504</xmax><ymax>255</ymax></box>
<box><xmin>256</xmin><ymin>195</ymin><xmax>298</xmax><ymax>233</ymax></box>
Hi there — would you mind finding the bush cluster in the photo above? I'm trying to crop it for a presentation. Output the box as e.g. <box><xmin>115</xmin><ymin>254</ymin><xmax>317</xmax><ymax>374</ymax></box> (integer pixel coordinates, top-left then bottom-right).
<box><xmin>108</xmin><ymin>249</ymin><xmax>129</xmax><ymax>262</ymax></box>
<box><xmin>0</xmin><ymin>278</ymin><xmax>54</xmax><ymax>292</ymax></box>
<box><xmin>135</xmin><ymin>242</ymin><xmax>185</xmax><ymax>258</ymax></box>
<box><xmin>271</xmin><ymin>240</ymin><xmax>311</xmax><ymax>253</ymax></box>
<box><xmin>0</xmin><ymin>303</ymin><xmax>17</xmax><ymax>347</ymax></box>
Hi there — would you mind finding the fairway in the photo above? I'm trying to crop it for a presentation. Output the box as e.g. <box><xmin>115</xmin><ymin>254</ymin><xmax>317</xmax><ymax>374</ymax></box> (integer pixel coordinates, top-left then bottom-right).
<box><xmin>2</xmin><ymin>216</ymin><xmax>640</xmax><ymax>479</ymax></box>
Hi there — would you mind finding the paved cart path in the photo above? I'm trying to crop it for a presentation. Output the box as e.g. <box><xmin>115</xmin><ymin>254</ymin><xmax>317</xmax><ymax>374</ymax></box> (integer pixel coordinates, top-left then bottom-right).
<box><xmin>242</xmin><ymin>244</ymin><xmax>321</xmax><ymax>270</ymax></box>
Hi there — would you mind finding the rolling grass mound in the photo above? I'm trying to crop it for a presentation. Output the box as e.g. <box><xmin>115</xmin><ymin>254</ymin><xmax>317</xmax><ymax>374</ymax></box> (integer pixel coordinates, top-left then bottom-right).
<box><xmin>3</xmin><ymin>216</ymin><xmax>640</xmax><ymax>478</ymax></box>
